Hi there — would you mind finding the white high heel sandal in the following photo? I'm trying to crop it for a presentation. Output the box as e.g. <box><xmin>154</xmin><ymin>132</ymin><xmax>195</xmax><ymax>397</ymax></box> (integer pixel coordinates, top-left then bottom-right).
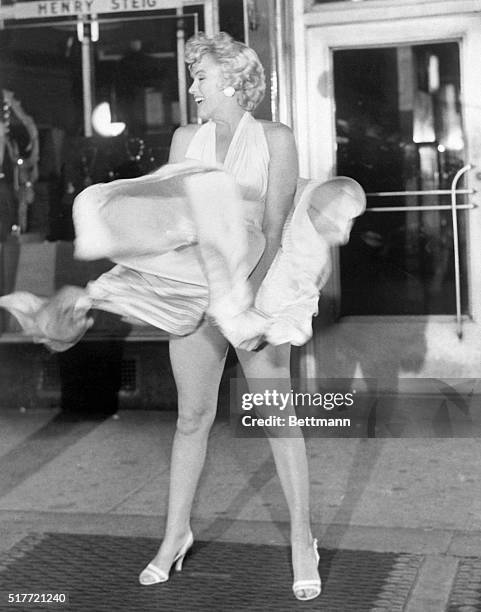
<box><xmin>292</xmin><ymin>538</ymin><xmax>321</xmax><ymax>601</ymax></box>
<box><xmin>139</xmin><ymin>531</ymin><xmax>194</xmax><ymax>586</ymax></box>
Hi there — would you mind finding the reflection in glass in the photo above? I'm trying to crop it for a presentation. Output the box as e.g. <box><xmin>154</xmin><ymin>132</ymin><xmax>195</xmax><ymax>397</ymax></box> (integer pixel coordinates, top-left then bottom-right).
<box><xmin>334</xmin><ymin>43</ymin><xmax>467</xmax><ymax>315</ymax></box>
<box><xmin>0</xmin><ymin>10</ymin><xmax>201</xmax><ymax>240</ymax></box>
<box><xmin>95</xmin><ymin>12</ymin><xmax>199</xmax><ymax>177</ymax></box>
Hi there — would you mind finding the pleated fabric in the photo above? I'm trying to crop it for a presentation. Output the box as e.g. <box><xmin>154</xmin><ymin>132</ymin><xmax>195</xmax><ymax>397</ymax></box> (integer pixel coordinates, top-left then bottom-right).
<box><xmin>77</xmin><ymin>111</ymin><xmax>270</xmax><ymax>340</ymax></box>
<box><xmin>0</xmin><ymin>112</ymin><xmax>366</xmax><ymax>350</ymax></box>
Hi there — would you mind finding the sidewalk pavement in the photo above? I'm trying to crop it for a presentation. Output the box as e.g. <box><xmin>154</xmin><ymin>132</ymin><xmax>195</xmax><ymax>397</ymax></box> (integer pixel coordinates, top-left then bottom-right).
<box><xmin>0</xmin><ymin>407</ymin><xmax>480</xmax><ymax>611</ymax></box>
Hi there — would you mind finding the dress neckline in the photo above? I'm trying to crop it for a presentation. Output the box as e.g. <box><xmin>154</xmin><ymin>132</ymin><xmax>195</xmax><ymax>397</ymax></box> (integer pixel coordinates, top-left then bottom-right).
<box><xmin>213</xmin><ymin>111</ymin><xmax>250</xmax><ymax>167</ymax></box>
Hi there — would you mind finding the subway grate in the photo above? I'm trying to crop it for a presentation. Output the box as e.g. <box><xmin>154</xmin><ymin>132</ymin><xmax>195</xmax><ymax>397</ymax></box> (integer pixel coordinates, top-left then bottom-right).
<box><xmin>0</xmin><ymin>533</ymin><xmax>423</xmax><ymax>612</ymax></box>
<box><xmin>447</xmin><ymin>557</ymin><xmax>481</xmax><ymax>611</ymax></box>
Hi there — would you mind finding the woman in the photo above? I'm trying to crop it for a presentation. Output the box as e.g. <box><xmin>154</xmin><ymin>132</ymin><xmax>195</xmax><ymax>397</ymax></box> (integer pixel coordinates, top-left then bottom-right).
<box><xmin>85</xmin><ymin>32</ymin><xmax>317</xmax><ymax>601</ymax></box>
<box><xmin>3</xmin><ymin>34</ymin><xmax>362</xmax><ymax>600</ymax></box>
<box><xmin>136</xmin><ymin>32</ymin><xmax>322</xmax><ymax>601</ymax></box>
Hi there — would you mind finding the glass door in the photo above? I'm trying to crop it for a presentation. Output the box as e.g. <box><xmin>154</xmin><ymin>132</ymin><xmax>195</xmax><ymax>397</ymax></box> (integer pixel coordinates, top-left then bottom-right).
<box><xmin>334</xmin><ymin>42</ymin><xmax>468</xmax><ymax>316</ymax></box>
<box><xmin>303</xmin><ymin>10</ymin><xmax>481</xmax><ymax>328</ymax></box>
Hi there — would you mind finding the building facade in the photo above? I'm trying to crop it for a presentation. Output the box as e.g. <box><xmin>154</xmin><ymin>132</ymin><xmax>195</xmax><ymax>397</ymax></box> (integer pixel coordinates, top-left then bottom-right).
<box><xmin>285</xmin><ymin>0</ymin><xmax>481</xmax><ymax>388</ymax></box>
<box><xmin>0</xmin><ymin>0</ymin><xmax>479</xmax><ymax>404</ymax></box>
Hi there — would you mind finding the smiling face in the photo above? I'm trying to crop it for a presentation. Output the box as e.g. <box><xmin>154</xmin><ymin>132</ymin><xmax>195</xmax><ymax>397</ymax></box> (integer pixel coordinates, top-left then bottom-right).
<box><xmin>188</xmin><ymin>54</ymin><xmax>232</xmax><ymax>121</ymax></box>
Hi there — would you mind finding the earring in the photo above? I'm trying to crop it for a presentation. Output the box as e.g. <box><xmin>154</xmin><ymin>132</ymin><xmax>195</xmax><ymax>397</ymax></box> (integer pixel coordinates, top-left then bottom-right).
<box><xmin>222</xmin><ymin>86</ymin><xmax>236</xmax><ymax>98</ymax></box>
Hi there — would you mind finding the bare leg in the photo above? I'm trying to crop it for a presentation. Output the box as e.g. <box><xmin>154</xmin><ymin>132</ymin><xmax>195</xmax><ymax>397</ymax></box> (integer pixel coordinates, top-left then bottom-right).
<box><xmin>145</xmin><ymin>321</ymin><xmax>228</xmax><ymax>573</ymax></box>
<box><xmin>236</xmin><ymin>343</ymin><xmax>320</xmax><ymax>599</ymax></box>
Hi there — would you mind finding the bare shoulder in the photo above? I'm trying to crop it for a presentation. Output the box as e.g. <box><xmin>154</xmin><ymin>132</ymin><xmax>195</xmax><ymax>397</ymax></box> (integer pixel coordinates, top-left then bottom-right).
<box><xmin>259</xmin><ymin>120</ymin><xmax>295</xmax><ymax>149</ymax></box>
<box><xmin>171</xmin><ymin>123</ymin><xmax>201</xmax><ymax>146</ymax></box>
<box><xmin>258</xmin><ymin>121</ymin><xmax>298</xmax><ymax>190</ymax></box>
<box><xmin>169</xmin><ymin>123</ymin><xmax>201</xmax><ymax>162</ymax></box>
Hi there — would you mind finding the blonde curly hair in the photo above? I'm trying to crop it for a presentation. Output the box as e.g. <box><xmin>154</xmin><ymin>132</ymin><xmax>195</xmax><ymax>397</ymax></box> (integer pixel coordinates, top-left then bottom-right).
<box><xmin>185</xmin><ymin>32</ymin><xmax>265</xmax><ymax>112</ymax></box>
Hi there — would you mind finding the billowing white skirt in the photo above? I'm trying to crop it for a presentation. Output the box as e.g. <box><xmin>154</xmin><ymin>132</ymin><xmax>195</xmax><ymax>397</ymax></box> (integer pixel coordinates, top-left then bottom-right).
<box><xmin>0</xmin><ymin>161</ymin><xmax>365</xmax><ymax>350</ymax></box>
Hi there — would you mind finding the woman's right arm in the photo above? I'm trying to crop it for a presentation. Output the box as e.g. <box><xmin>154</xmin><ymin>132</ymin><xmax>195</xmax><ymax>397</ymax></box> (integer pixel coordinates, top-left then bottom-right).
<box><xmin>168</xmin><ymin>124</ymin><xmax>200</xmax><ymax>163</ymax></box>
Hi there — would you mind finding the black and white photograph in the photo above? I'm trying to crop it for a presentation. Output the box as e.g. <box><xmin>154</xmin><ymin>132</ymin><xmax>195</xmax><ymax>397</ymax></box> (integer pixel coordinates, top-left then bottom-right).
<box><xmin>0</xmin><ymin>0</ymin><xmax>479</xmax><ymax>610</ymax></box>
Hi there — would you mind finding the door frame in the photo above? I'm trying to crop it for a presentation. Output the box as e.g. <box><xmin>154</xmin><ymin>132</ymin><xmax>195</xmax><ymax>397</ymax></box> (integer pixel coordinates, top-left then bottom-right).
<box><xmin>296</xmin><ymin>6</ymin><xmax>481</xmax><ymax>324</ymax></box>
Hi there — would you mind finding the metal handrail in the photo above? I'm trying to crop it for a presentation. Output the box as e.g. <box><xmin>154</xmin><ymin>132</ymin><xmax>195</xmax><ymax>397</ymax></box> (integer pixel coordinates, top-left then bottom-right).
<box><xmin>362</xmin><ymin>165</ymin><xmax>475</xmax><ymax>340</ymax></box>
<box><xmin>366</xmin><ymin>189</ymin><xmax>475</xmax><ymax>197</ymax></box>
<box><xmin>367</xmin><ymin>204</ymin><xmax>476</xmax><ymax>213</ymax></box>
<box><xmin>451</xmin><ymin>164</ymin><xmax>473</xmax><ymax>339</ymax></box>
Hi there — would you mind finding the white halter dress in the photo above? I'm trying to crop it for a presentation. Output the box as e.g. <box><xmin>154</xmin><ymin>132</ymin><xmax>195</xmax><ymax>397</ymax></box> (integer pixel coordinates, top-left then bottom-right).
<box><xmin>83</xmin><ymin>111</ymin><xmax>268</xmax><ymax>336</ymax></box>
<box><xmin>0</xmin><ymin>113</ymin><xmax>366</xmax><ymax>350</ymax></box>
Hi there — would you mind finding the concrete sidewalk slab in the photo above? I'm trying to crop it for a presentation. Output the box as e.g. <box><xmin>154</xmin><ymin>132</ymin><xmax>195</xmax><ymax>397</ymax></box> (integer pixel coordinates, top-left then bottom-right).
<box><xmin>112</xmin><ymin>426</ymin><xmax>275</xmax><ymax>518</ymax></box>
<box><xmin>0</xmin><ymin>409</ymin><xmax>54</xmax><ymax>456</ymax></box>
<box><xmin>1</xmin><ymin>407</ymin><xmax>481</xmax><ymax>611</ymax></box>
<box><xmin>0</xmin><ymin>412</ymin><xmax>175</xmax><ymax>513</ymax></box>
<box><xmin>0</xmin><ymin>510</ymin><xmax>466</xmax><ymax>556</ymax></box>
<box><xmin>1</xmin><ymin>409</ymin><xmax>481</xmax><ymax>534</ymax></box>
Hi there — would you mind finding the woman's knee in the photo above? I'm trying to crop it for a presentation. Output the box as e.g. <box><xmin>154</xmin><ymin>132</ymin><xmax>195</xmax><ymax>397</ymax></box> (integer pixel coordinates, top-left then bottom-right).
<box><xmin>176</xmin><ymin>399</ymin><xmax>217</xmax><ymax>435</ymax></box>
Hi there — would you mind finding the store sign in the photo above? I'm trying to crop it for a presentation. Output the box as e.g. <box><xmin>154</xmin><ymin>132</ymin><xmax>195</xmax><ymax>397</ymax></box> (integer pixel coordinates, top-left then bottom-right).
<box><xmin>8</xmin><ymin>0</ymin><xmax>182</xmax><ymax>19</ymax></box>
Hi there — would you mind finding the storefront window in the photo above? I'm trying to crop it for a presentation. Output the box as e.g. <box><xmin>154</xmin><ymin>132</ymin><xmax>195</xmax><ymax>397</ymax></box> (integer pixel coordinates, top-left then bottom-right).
<box><xmin>0</xmin><ymin>8</ymin><xmax>201</xmax><ymax>240</ymax></box>
<box><xmin>334</xmin><ymin>42</ymin><xmax>467</xmax><ymax>315</ymax></box>
<box><xmin>314</xmin><ymin>0</ymin><xmax>393</xmax><ymax>3</ymax></box>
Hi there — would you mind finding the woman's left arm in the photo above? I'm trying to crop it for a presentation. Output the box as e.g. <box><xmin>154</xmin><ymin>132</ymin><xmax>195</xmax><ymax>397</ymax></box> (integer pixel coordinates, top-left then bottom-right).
<box><xmin>248</xmin><ymin>123</ymin><xmax>299</xmax><ymax>294</ymax></box>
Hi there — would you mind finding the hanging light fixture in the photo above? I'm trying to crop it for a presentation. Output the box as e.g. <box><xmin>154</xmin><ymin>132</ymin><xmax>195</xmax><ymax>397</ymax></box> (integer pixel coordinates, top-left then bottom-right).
<box><xmin>92</xmin><ymin>102</ymin><xmax>126</xmax><ymax>137</ymax></box>
<box><xmin>76</xmin><ymin>15</ymin><xmax>99</xmax><ymax>42</ymax></box>
<box><xmin>76</xmin><ymin>16</ymin><xmax>85</xmax><ymax>42</ymax></box>
<box><xmin>90</xmin><ymin>15</ymin><xmax>99</xmax><ymax>42</ymax></box>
